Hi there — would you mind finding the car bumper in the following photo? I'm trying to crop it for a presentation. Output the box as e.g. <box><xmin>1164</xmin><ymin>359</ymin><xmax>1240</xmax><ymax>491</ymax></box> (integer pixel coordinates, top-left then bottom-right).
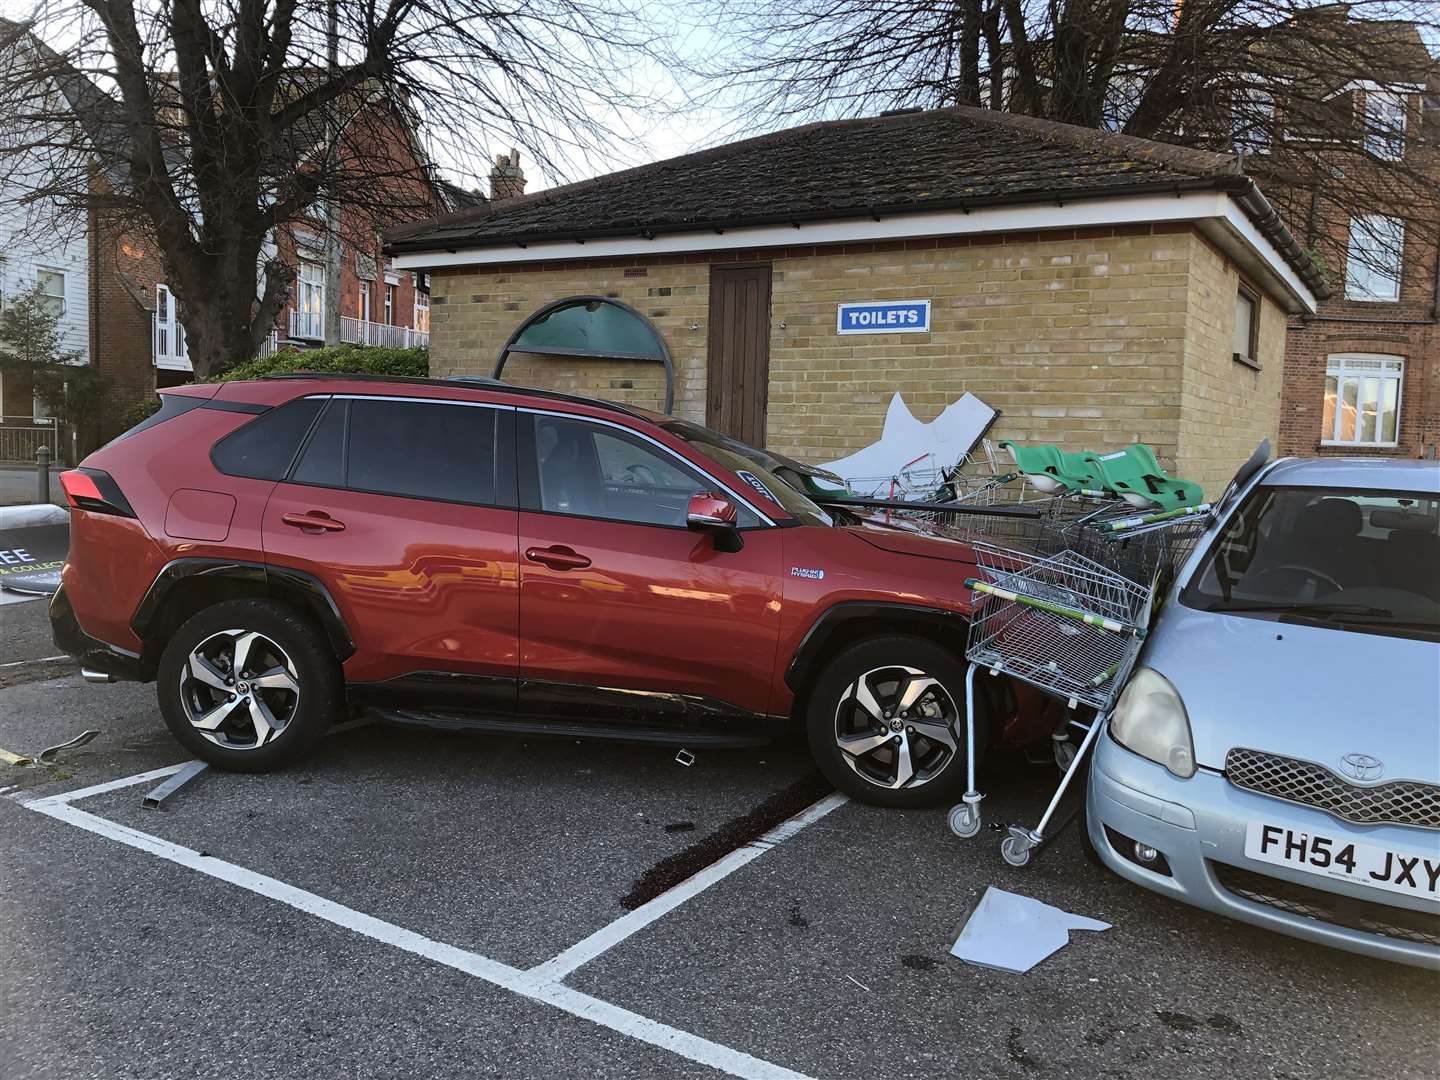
<box><xmin>50</xmin><ymin>584</ymin><xmax>153</xmax><ymax>683</ymax></box>
<box><xmin>1087</xmin><ymin>726</ymin><xmax>1440</xmax><ymax>969</ymax></box>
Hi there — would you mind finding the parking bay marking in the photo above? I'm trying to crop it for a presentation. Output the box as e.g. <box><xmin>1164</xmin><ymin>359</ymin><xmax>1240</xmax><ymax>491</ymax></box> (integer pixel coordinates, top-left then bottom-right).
<box><xmin>23</xmin><ymin>764</ymin><xmax>838</xmax><ymax>1080</ymax></box>
<box><xmin>531</xmin><ymin>791</ymin><xmax>849</xmax><ymax>984</ymax></box>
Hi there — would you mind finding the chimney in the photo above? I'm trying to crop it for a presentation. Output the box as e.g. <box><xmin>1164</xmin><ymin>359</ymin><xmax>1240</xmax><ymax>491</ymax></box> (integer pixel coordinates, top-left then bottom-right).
<box><xmin>489</xmin><ymin>150</ymin><xmax>526</xmax><ymax>202</ymax></box>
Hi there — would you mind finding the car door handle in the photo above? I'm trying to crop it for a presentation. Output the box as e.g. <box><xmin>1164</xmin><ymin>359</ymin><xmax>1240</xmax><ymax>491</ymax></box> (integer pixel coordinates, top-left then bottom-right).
<box><xmin>525</xmin><ymin>545</ymin><xmax>592</xmax><ymax>571</ymax></box>
<box><xmin>281</xmin><ymin>511</ymin><xmax>346</xmax><ymax>533</ymax></box>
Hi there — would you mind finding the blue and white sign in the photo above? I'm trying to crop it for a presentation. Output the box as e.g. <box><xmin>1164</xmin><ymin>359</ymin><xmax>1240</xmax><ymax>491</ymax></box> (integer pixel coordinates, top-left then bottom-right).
<box><xmin>836</xmin><ymin>299</ymin><xmax>931</xmax><ymax>336</ymax></box>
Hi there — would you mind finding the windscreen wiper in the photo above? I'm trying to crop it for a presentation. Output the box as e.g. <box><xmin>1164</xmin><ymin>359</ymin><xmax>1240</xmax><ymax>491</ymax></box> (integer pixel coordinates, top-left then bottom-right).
<box><xmin>1204</xmin><ymin>599</ymin><xmax>1394</xmax><ymax>617</ymax></box>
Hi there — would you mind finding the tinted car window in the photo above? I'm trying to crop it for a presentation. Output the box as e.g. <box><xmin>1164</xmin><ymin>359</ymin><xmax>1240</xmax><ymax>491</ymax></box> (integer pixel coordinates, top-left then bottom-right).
<box><xmin>1185</xmin><ymin>484</ymin><xmax>1440</xmax><ymax>641</ymax></box>
<box><xmin>107</xmin><ymin>393</ymin><xmax>206</xmax><ymax>446</ymax></box>
<box><xmin>291</xmin><ymin>398</ymin><xmax>346</xmax><ymax>488</ymax></box>
<box><xmin>212</xmin><ymin>398</ymin><xmax>324</xmax><ymax>480</ymax></box>
<box><xmin>532</xmin><ymin>414</ymin><xmax>757</xmax><ymax>527</ymax></box>
<box><xmin>346</xmin><ymin>399</ymin><xmax>498</xmax><ymax>504</ymax></box>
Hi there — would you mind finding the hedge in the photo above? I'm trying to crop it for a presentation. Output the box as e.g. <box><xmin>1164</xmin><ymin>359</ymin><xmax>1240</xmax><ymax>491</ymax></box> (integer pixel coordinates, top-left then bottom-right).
<box><xmin>218</xmin><ymin>344</ymin><xmax>429</xmax><ymax>382</ymax></box>
<box><xmin>113</xmin><ymin>344</ymin><xmax>432</xmax><ymax>435</ymax></box>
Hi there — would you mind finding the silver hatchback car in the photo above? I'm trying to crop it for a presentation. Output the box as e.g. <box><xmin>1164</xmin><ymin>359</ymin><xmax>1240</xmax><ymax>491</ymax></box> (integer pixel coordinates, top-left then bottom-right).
<box><xmin>1087</xmin><ymin>457</ymin><xmax>1440</xmax><ymax>968</ymax></box>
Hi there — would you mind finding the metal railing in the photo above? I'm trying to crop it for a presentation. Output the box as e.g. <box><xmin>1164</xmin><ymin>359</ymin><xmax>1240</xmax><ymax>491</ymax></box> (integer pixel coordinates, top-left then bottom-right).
<box><xmin>0</xmin><ymin>415</ymin><xmax>69</xmax><ymax>465</ymax></box>
<box><xmin>152</xmin><ymin>312</ymin><xmax>189</xmax><ymax>371</ymax></box>
<box><xmin>340</xmin><ymin>316</ymin><xmax>428</xmax><ymax>349</ymax></box>
<box><xmin>155</xmin><ymin>320</ymin><xmax>282</xmax><ymax>369</ymax></box>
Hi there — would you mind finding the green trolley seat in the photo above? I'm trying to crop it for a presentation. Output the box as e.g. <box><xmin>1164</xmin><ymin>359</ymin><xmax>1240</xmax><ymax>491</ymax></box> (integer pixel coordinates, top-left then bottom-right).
<box><xmin>1089</xmin><ymin>445</ymin><xmax>1204</xmax><ymax>511</ymax></box>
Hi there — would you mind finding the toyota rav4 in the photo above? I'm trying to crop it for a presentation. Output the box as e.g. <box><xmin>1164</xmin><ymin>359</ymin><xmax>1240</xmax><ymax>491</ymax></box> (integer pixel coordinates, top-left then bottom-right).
<box><xmin>52</xmin><ymin>373</ymin><xmax>1037</xmax><ymax>806</ymax></box>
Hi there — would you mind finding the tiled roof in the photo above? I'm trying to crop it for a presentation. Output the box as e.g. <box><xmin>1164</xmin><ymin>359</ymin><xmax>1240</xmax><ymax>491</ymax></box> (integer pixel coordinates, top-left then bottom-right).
<box><xmin>387</xmin><ymin>106</ymin><xmax>1243</xmax><ymax>252</ymax></box>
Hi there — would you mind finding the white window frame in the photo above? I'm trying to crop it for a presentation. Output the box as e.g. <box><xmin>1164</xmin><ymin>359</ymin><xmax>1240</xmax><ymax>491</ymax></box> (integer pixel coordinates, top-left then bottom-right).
<box><xmin>384</xmin><ymin>283</ymin><xmax>395</xmax><ymax>326</ymax></box>
<box><xmin>295</xmin><ymin>259</ymin><xmax>325</xmax><ymax>339</ymax></box>
<box><xmin>1344</xmin><ymin>214</ymin><xmax>1404</xmax><ymax>302</ymax></box>
<box><xmin>36</xmin><ymin>268</ymin><xmax>66</xmax><ymax>318</ymax></box>
<box><xmin>1322</xmin><ymin>353</ymin><xmax>1404</xmax><ymax>448</ymax></box>
<box><xmin>358</xmin><ymin>280</ymin><xmax>372</xmax><ymax>322</ymax></box>
<box><xmin>1363</xmin><ymin>90</ymin><xmax>1406</xmax><ymax>161</ymax></box>
<box><xmin>1230</xmin><ymin>86</ymin><xmax>1273</xmax><ymax>155</ymax></box>
<box><xmin>153</xmin><ymin>283</ymin><xmax>190</xmax><ymax>369</ymax></box>
<box><xmin>413</xmin><ymin>288</ymin><xmax>430</xmax><ymax>334</ymax></box>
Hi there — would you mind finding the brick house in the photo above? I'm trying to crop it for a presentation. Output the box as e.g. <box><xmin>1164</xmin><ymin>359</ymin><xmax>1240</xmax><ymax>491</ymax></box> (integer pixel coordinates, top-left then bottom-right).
<box><xmin>101</xmin><ymin>137</ymin><xmax>495</xmax><ymax>424</ymax></box>
<box><xmin>1267</xmin><ymin>26</ymin><xmax>1439</xmax><ymax>460</ymax></box>
<box><xmin>14</xmin><ymin>37</ymin><xmax>499</xmax><ymax>441</ymax></box>
<box><xmin>387</xmin><ymin>108</ymin><xmax>1326</xmax><ymax>496</ymax></box>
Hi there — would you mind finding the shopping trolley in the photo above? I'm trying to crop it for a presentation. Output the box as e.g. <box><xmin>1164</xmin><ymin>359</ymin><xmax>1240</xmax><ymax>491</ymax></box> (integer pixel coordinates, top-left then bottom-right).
<box><xmin>942</xmin><ymin>504</ymin><xmax>1214</xmax><ymax>867</ymax></box>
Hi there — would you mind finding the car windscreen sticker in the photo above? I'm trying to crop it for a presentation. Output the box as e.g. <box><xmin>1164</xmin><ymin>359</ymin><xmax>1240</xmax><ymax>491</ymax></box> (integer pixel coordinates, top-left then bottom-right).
<box><xmin>736</xmin><ymin>470</ymin><xmax>779</xmax><ymax>505</ymax></box>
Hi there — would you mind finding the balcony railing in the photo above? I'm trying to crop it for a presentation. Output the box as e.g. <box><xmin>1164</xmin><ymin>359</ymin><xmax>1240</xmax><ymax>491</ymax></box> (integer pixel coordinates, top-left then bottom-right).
<box><xmin>153</xmin><ymin>317</ymin><xmax>280</xmax><ymax>372</ymax></box>
<box><xmin>289</xmin><ymin>308</ymin><xmax>325</xmax><ymax>341</ymax></box>
<box><xmin>340</xmin><ymin>316</ymin><xmax>428</xmax><ymax>349</ymax></box>
<box><xmin>152</xmin><ymin>313</ymin><xmax>189</xmax><ymax>371</ymax></box>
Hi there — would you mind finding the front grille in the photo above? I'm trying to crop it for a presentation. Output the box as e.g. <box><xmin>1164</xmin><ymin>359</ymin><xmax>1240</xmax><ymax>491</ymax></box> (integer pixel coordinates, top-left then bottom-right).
<box><xmin>1211</xmin><ymin>862</ymin><xmax>1440</xmax><ymax>948</ymax></box>
<box><xmin>1225</xmin><ymin>748</ymin><xmax>1440</xmax><ymax>831</ymax></box>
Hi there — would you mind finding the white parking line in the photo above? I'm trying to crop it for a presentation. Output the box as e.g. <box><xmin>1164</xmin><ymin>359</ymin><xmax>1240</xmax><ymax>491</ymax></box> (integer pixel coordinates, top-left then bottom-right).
<box><xmin>22</xmin><ymin>765</ymin><xmax>827</xmax><ymax>1080</ymax></box>
<box><xmin>529</xmin><ymin>792</ymin><xmax>849</xmax><ymax>984</ymax></box>
<box><xmin>0</xmin><ymin>654</ymin><xmax>68</xmax><ymax>668</ymax></box>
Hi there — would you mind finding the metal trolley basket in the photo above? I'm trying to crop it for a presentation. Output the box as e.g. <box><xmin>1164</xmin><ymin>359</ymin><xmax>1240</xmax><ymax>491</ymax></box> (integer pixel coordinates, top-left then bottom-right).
<box><xmin>944</xmin><ymin>503</ymin><xmax>1214</xmax><ymax>866</ymax></box>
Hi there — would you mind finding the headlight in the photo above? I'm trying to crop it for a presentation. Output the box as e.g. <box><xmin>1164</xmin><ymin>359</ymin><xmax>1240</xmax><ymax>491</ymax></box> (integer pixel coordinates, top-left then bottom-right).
<box><xmin>1110</xmin><ymin>667</ymin><xmax>1196</xmax><ymax>778</ymax></box>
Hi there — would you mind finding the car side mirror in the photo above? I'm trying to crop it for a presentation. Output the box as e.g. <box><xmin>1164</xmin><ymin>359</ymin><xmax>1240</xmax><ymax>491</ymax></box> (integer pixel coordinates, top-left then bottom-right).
<box><xmin>686</xmin><ymin>492</ymin><xmax>743</xmax><ymax>552</ymax></box>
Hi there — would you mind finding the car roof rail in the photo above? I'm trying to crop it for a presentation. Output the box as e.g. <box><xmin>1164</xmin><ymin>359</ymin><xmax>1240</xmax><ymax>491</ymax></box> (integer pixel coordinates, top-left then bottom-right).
<box><xmin>258</xmin><ymin>371</ymin><xmax>651</xmax><ymax>419</ymax></box>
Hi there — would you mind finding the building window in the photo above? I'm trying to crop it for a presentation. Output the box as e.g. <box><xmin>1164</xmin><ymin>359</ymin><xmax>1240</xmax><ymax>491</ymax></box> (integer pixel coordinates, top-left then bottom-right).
<box><xmin>1322</xmin><ymin>354</ymin><xmax>1403</xmax><ymax>447</ymax></box>
<box><xmin>1344</xmin><ymin>215</ymin><xmax>1404</xmax><ymax>301</ymax></box>
<box><xmin>384</xmin><ymin>283</ymin><xmax>396</xmax><ymax>325</ymax></box>
<box><xmin>358</xmin><ymin>281</ymin><xmax>371</xmax><ymax>322</ymax></box>
<box><xmin>1230</xmin><ymin>87</ymin><xmax>1273</xmax><ymax>154</ymax></box>
<box><xmin>294</xmin><ymin>260</ymin><xmax>325</xmax><ymax>339</ymax></box>
<box><xmin>153</xmin><ymin>284</ymin><xmax>189</xmax><ymax>368</ymax></box>
<box><xmin>36</xmin><ymin>269</ymin><xmax>66</xmax><ymax>317</ymax></box>
<box><xmin>1363</xmin><ymin>90</ymin><xmax>1406</xmax><ymax>160</ymax></box>
<box><xmin>414</xmin><ymin>289</ymin><xmax>430</xmax><ymax>334</ymax></box>
<box><xmin>1232</xmin><ymin>285</ymin><xmax>1260</xmax><ymax>368</ymax></box>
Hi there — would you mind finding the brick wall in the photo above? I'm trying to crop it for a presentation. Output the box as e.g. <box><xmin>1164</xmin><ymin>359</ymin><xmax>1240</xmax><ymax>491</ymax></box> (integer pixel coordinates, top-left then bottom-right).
<box><xmin>1277</xmin><ymin>218</ymin><xmax>1439</xmax><ymax>459</ymax></box>
<box><xmin>428</xmin><ymin>223</ymin><xmax>1291</xmax><ymax>496</ymax></box>
<box><xmin>1176</xmin><ymin>234</ymin><xmax>1288</xmax><ymax>491</ymax></box>
<box><xmin>1273</xmin><ymin>126</ymin><xmax>1439</xmax><ymax>460</ymax></box>
<box><xmin>88</xmin><ymin>206</ymin><xmax>165</xmax><ymax>435</ymax></box>
<box><xmin>430</xmin><ymin>263</ymin><xmax>711</xmax><ymax>423</ymax></box>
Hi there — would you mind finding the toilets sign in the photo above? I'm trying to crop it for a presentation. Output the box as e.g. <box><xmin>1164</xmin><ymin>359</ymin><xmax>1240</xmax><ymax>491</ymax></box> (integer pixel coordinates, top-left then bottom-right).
<box><xmin>836</xmin><ymin>299</ymin><xmax>931</xmax><ymax>335</ymax></box>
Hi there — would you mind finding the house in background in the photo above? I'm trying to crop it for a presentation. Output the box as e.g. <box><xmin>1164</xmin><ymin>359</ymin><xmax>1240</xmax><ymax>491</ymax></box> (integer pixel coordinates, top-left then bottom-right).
<box><xmin>0</xmin><ymin>18</ymin><xmax>93</xmax><ymax>456</ymax></box>
<box><xmin>388</xmin><ymin>108</ymin><xmax>1326</xmax><ymax>496</ymax></box>
<box><xmin>1</xmin><ymin>18</ymin><xmax>508</xmax><ymax>451</ymax></box>
<box><xmin>1265</xmin><ymin>18</ymin><xmax>1438</xmax><ymax>460</ymax></box>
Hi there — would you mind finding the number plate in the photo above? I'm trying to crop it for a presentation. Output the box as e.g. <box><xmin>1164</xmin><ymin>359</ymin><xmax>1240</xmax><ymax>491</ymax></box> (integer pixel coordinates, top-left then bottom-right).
<box><xmin>1244</xmin><ymin>821</ymin><xmax>1440</xmax><ymax>904</ymax></box>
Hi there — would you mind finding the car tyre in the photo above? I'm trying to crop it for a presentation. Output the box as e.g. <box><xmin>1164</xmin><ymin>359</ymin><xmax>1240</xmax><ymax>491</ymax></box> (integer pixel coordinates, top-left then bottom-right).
<box><xmin>157</xmin><ymin>599</ymin><xmax>342</xmax><ymax>772</ymax></box>
<box><xmin>806</xmin><ymin>635</ymin><xmax>981</xmax><ymax>808</ymax></box>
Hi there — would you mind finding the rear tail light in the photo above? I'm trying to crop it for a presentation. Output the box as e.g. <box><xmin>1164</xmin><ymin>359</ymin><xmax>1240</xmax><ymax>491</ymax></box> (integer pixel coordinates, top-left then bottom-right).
<box><xmin>60</xmin><ymin>469</ymin><xmax>136</xmax><ymax>517</ymax></box>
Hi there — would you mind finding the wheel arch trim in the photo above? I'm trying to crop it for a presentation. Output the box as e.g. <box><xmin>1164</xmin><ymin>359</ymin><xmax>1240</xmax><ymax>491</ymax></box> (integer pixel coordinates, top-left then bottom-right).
<box><xmin>784</xmin><ymin>600</ymin><xmax>970</xmax><ymax>692</ymax></box>
<box><xmin>131</xmin><ymin>558</ymin><xmax>356</xmax><ymax>662</ymax></box>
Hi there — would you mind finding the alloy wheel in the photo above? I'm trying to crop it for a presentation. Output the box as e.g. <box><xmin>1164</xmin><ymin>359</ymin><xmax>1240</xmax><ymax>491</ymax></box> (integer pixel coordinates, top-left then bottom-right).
<box><xmin>178</xmin><ymin>629</ymin><xmax>301</xmax><ymax>750</ymax></box>
<box><xmin>833</xmin><ymin>664</ymin><xmax>959</xmax><ymax>790</ymax></box>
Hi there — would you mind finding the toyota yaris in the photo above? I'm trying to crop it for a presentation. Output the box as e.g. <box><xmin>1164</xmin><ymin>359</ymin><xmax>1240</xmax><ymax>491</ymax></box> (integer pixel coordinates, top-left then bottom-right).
<box><xmin>1088</xmin><ymin>457</ymin><xmax>1440</xmax><ymax>968</ymax></box>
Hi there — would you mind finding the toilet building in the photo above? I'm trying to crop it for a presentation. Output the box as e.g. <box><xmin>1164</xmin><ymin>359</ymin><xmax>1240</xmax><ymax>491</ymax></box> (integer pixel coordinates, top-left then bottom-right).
<box><xmin>386</xmin><ymin>107</ymin><xmax>1327</xmax><ymax>495</ymax></box>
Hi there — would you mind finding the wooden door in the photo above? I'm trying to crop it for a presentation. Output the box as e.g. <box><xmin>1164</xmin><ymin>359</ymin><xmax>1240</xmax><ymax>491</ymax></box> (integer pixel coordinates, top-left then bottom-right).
<box><xmin>707</xmin><ymin>264</ymin><xmax>772</xmax><ymax>446</ymax></box>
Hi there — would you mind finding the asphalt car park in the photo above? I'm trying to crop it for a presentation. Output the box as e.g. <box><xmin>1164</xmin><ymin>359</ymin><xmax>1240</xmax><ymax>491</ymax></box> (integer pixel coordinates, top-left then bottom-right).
<box><xmin>2</xmin><ymin>603</ymin><xmax>1437</xmax><ymax>1080</ymax></box>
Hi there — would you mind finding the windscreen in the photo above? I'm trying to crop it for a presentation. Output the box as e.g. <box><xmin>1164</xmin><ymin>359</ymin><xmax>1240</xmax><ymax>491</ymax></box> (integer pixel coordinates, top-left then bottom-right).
<box><xmin>660</xmin><ymin>420</ymin><xmax>832</xmax><ymax>526</ymax></box>
<box><xmin>1184</xmin><ymin>485</ymin><xmax>1440</xmax><ymax>642</ymax></box>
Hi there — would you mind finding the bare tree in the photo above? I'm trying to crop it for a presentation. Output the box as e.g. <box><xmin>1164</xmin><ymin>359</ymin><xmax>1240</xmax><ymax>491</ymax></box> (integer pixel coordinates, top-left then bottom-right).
<box><xmin>695</xmin><ymin>0</ymin><xmax>1439</xmax><ymax>274</ymax></box>
<box><xmin>0</xmin><ymin>1</ymin><xmax>668</xmax><ymax>377</ymax></box>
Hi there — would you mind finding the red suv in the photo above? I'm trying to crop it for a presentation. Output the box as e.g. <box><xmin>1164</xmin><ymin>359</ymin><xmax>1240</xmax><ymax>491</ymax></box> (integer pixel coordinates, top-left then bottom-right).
<box><xmin>52</xmin><ymin>374</ymin><xmax>1029</xmax><ymax>806</ymax></box>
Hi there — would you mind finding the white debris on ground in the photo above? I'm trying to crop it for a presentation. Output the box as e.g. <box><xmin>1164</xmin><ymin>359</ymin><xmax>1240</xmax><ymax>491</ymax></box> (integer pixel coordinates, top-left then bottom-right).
<box><xmin>950</xmin><ymin>886</ymin><xmax>1111</xmax><ymax>973</ymax></box>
